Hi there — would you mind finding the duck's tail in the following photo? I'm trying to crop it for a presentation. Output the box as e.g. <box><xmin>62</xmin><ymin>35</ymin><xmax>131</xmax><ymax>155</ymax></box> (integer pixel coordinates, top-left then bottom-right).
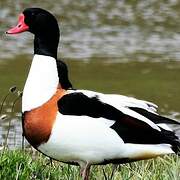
<box><xmin>165</xmin><ymin>124</ymin><xmax>180</xmax><ymax>155</ymax></box>
<box><xmin>129</xmin><ymin>107</ymin><xmax>180</xmax><ymax>155</ymax></box>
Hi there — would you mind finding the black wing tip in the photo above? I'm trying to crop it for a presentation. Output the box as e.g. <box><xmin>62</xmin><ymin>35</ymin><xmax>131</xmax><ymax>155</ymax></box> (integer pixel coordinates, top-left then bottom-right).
<box><xmin>130</xmin><ymin>107</ymin><xmax>180</xmax><ymax>125</ymax></box>
<box><xmin>171</xmin><ymin>141</ymin><xmax>180</xmax><ymax>155</ymax></box>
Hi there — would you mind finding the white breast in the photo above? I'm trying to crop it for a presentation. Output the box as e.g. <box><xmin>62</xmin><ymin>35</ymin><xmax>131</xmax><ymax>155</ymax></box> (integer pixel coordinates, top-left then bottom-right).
<box><xmin>22</xmin><ymin>54</ymin><xmax>59</xmax><ymax>112</ymax></box>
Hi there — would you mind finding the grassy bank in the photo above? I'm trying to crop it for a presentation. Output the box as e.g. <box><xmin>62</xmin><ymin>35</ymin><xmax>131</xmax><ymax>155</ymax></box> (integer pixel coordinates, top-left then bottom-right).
<box><xmin>0</xmin><ymin>149</ymin><xmax>179</xmax><ymax>180</ymax></box>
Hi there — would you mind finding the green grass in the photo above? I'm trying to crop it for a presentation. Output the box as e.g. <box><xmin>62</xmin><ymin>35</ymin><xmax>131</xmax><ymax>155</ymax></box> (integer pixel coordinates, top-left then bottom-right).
<box><xmin>0</xmin><ymin>149</ymin><xmax>179</xmax><ymax>180</ymax></box>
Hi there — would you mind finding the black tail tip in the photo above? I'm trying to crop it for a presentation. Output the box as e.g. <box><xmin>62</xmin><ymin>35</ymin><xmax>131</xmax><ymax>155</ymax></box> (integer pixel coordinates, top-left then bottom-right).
<box><xmin>172</xmin><ymin>141</ymin><xmax>180</xmax><ymax>155</ymax></box>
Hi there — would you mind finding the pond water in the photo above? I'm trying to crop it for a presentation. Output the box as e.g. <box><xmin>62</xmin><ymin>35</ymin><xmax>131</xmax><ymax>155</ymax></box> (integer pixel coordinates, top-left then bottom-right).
<box><xmin>0</xmin><ymin>0</ymin><xmax>180</xmax><ymax>148</ymax></box>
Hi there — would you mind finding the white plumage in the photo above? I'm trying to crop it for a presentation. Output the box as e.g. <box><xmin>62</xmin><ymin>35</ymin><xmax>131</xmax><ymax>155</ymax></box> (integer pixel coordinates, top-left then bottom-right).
<box><xmin>22</xmin><ymin>55</ymin><xmax>59</xmax><ymax>112</ymax></box>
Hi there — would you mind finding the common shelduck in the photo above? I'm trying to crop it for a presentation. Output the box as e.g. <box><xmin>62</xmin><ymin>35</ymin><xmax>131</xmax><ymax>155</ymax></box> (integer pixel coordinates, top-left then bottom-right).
<box><xmin>6</xmin><ymin>8</ymin><xmax>180</xmax><ymax>180</ymax></box>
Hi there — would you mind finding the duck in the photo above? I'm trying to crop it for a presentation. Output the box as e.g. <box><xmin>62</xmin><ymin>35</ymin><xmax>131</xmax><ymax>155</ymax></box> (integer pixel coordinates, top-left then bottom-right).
<box><xmin>6</xmin><ymin>8</ymin><xmax>180</xmax><ymax>180</ymax></box>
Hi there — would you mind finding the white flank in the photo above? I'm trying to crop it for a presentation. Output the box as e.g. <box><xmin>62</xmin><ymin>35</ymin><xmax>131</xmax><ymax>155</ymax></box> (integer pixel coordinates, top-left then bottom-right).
<box><xmin>38</xmin><ymin>113</ymin><xmax>174</xmax><ymax>165</ymax></box>
<box><xmin>22</xmin><ymin>54</ymin><xmax>59</xmax><ymax>112</ymax></box>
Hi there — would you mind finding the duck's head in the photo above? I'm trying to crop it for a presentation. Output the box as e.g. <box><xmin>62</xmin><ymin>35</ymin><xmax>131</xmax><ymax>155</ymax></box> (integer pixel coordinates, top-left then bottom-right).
<box><xmin>7</xmin><ymin>8</ymin><xmax>60</xmax><ymax>59</ymax></box>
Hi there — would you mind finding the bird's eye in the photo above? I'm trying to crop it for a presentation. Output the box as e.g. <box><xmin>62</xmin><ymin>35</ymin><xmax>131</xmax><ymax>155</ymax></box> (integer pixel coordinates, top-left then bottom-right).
<box><xmin>31</xmin><ymin>12</ymin><xmax>35</xmax><ymax>17</ymax></box>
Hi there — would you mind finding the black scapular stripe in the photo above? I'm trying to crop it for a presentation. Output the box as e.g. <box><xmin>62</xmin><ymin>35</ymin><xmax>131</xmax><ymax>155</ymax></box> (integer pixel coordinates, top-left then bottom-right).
<box><xmin>58</xmin><ymin>92</ymin><xmax>180</xmax><ymax>149</ymax></box>
<box><xmin>58</xmin><ymin>92</ymin><xmax>124</xmax><ymax>119</ymax></box>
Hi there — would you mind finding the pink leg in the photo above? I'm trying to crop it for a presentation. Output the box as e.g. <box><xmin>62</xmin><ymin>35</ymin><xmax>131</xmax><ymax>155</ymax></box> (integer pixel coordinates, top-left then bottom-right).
<box><xmin>80</xmin><ymin>164</ymin><xmax>91</xmax><ymax>180</ymax></box>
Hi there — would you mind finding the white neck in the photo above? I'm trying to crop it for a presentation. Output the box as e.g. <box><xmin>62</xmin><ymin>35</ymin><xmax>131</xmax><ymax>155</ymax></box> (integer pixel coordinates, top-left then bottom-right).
<box><xmin>22</xmin><ymin>54</ymin><xmax>59</xmax><ymax>112</ymax></box>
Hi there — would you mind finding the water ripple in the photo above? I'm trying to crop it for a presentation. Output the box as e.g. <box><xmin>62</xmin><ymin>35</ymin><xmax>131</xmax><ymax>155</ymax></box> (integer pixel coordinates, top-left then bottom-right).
<box><xmin>1</xmin><ymin>0</ymin><xmax>180</xmax><ymax>61</ymax></box>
